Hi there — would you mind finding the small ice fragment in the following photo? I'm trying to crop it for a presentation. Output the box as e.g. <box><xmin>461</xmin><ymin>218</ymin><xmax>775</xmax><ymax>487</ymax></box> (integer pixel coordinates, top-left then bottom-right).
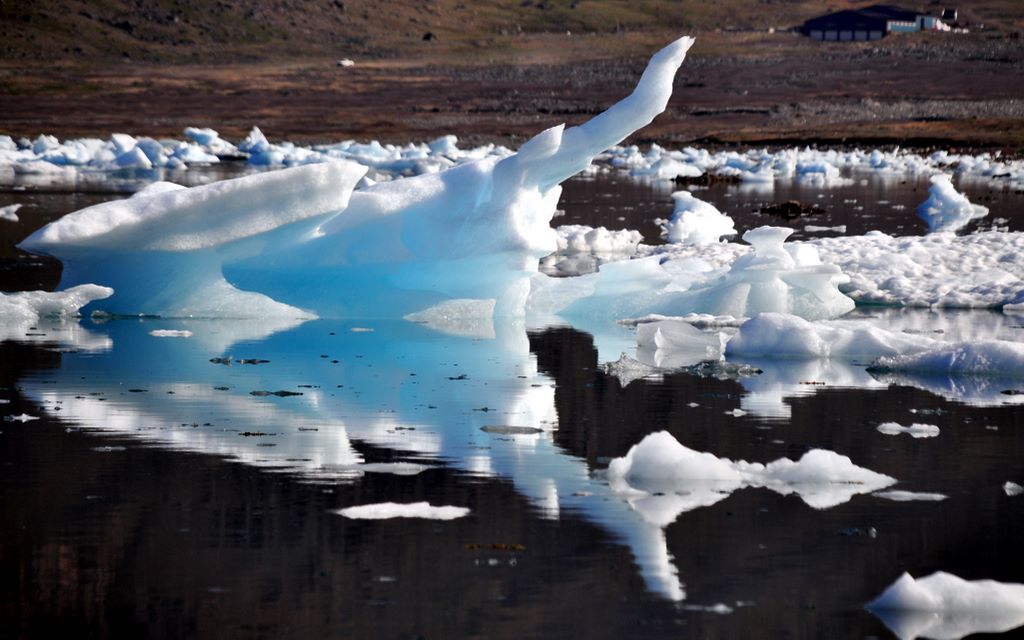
<box><xmin>480</xmin><ymin>425</ymin><xmax>544</xmax><ymax>435</ymax></box>
<box><xmin>600</xmin><ymin>353</ymin><xmax>661</xmax><ymax>387</ymax></box>
<box><xmin>876</xmin><ymin>422</ymin><xmax>940</xmax><ymax>439</ymax></box>
<box><xmin>874</xmin><ymin>490</ymin><xmax>948</xmax><ymax>502</ymax></box>
<box><xmin>149</xmin><ymin>329</ymin><xmax>193</xmax><ymax>338</ymax></box>
<box><xmin>4</xmin><ymin>413</ymin><xmax>39</xmax><ymax>422</ymax></box>
<box><xmin>359</xmin><ymin>463</ymin><xmax>430</xmax><ymax>476</ymax></box>
<box><xmin>680</xmin><ymin>603</ymin><xmax>734</xmax><ymax>615</ymax></box>
<box><xmin>334</xmin><ymin>502</ymin><xmax>470</xmax><ymax>520</ymax></box>
<box><xmin>0</xmin><ymin>203</ymin><xmax>22</xmax><ymax>223</ymax></box>
<box><xmin>1004</xmin><ymin>482</ymin><xmax>1023</xmax><ymax>497</ymax></box>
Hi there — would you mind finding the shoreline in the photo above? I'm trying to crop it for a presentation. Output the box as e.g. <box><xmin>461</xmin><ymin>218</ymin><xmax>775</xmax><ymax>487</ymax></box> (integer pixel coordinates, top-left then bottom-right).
<box><xmin>2</xmin><ymin>31</ymin><xmax>1022</xmax><ymax>153</ymax></box>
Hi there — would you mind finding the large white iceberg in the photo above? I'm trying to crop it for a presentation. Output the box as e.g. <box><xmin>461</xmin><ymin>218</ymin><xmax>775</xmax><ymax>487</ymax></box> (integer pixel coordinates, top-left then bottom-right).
<box><xmin>20</xmin><ymin>37</ymin><xmax>697</xmax><ymax>320</ymax></box>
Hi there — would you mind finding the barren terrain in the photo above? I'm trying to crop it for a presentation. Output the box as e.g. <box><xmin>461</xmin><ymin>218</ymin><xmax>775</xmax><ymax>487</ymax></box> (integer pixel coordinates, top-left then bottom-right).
<box><xmin>1</xmin><ymin>1</ymin><xmax>1022</xmax><ymax>149</ymax></box>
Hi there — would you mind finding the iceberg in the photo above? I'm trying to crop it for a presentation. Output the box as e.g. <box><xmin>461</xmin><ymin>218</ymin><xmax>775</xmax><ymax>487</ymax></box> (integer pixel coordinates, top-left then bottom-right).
<box><xmin>19</xmin><ymin>36</ymin><xmax>697</xmax><ymax>320</ymax></box>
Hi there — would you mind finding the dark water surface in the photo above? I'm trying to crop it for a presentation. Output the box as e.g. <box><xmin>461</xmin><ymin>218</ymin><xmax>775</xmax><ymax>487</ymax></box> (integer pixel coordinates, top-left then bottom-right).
<box><xmin>2</xmin><ymin>166</ymin><xmax>1024</xmax><ymax>639</ymax></box>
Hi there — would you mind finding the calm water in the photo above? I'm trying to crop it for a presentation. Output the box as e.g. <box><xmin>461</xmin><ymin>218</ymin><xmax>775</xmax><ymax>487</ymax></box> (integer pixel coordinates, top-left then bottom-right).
<box><xmin>2</xmin><ymin>164</ymin><xmax>1024</xmax><ymax>639</ymax></box>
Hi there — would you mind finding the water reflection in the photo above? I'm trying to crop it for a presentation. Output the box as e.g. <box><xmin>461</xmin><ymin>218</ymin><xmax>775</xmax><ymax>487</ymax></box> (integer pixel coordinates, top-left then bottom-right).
<box><xmin>20</xmin><ymin>317</ymin><xmax>700</xmax><ymax>599</ymax></box>
<box><xmin>13</xmin><ymin>314</ymin><xmax>956</xmax><ymax>605</ymax></box>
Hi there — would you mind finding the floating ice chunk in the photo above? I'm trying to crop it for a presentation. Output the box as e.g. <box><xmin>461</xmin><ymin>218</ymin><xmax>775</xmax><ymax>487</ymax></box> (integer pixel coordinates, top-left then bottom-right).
<box><xmin>876</xmin><ymin>422</ymin><xmax>940</xmax><ymax>438</ymax></box>
<box><xmin>403</xmin><ymin>299</ymin><xmax>497</xmax><ymax>338</ymax></box>
<box><xmin>608</xmin><ymin>431</ymin><xmax>894</xmax><ymax>512</ymax></box>
<box><xmin>0</xmin><ymin>284</ymin><xmax>113</xmax><ymax>325</ymax></box>
<box><xmin>620</xmin><ymin>313</ymin><xmax>744</xmax><ymax>329</ymax></box>
<box><xmin>725</xmin><ymin>313</ymin><xmax>936</xmax><ymax>360</ymax></box>
<box><xmin>1004</xmin><ymin>481</ymin><xmax>1023</xmax><ymax>496</ymax></box>
<box><xmin>427</xmin><ymin>134</ymin><xmax>458</xmax><ymax>155</ymax></box>
<box><xmin>555</xmin><ymin>224</ymin><xmax>643</xmax><ymax>255</ymax></box>
<box><xmin>659</xmin><ymin>191</ymin><xmax>736</xmax><ymax>246</ymax></box>
<box><xmin>873</xmin><ymin>490</ymin><xmax>947</xmax><ymax>502</ymax></box>
<box><xmin>918</xmin><ymin>174</ymin><xmax>989</xmax><ymax>233</ymax></box>
<box><xmin>607</xmin><ymin>431</ymin><xmax>740</xmax><ymax>485</ymax></box>
<box><xmin>183</xmin><ymin>127</ymin><xmax>220</xmax><ymax>146</ymax></box>
<box><xmin>870</xmin><ymin>340</ymin><xmax>1024</xmax><ymax>376</ymax></box>
<box><xmin>630</xmin><ymin>157</ymin><xmax>702</xmax><ymax>180</ymax></box>
<box><xmin>683</xmin><ymin>603</ymin><xmax>734</xmax><ymax>614</ymax></box>
<box><xmin>183</xmin><ymin>127</ymin><xmax>239</xmax><ymax>156</ymax></box>
<box><xmin>114</xmin><ymin>146</ymin><xmax>153</xmax><ymax>169</ymax></box>
<box><xmin>149</xmin><ymin>329</ymin><xmax>193</xmax><ymax>338</ymax></box>
<box><xmin>20</xmin><ymin>161</ymin><xmax>366</xmax><ymax>317</ymax></box>
<box><xmin>867</xmin><ymin>572</ymin><xmax>1024</xmax><ymax>640</ymax></box>
<box><xmin>32</xmin><ymin>134</ymin><xmax>60</xmax><ymax>154</ymax></box>
<box><xmin>0</xmin><ymin>203</ymin><xmax>21</xmax><ymax>222</ymax></box>
<box><xmin>600</xmin><ymin>353</ymin><xmax>662</xmax><ymax>386</ymax></box>
<box><xmin>170</xmin><ymin>142</ymin><xmax>219</xmax><ymax>164</ymax></box>
<box><xmin>795</xmin><ymin>159</ymin><xmax>850</xmax><ymax>186</ymax></box>
<box><xmin>239</xmin><ymin>126</ymin><xmax>270</xmax><ymax>154</ymax></box>
<box><xmin>334</xmin><ymin>502</ymin><xmax>470</xmax><ymax>520</ymax></box>
<box><xmin>359</xmin><ymin>462</ymin><xmax>430</xmax><ymax>476</ymax></box>
<box><xmin>679</xmin><ymin>227</ymin><xmax>855</xmax><ymax>321</ymax></box>
<box><xmin>635</xmin><ymin>319</ymin><xmax>726</xmax><ymax>368</ymax></box>
<box><xmin>4</xmin><ymin>414</ymin><xmax>40</xmax><ymax>423</ymax></box>
<box><xmin>804</xmin><ymin>224</ymin><xmax>846</xmax><ymax>234</ymax></box>
<box><xmin>749</xmin><ymin>448</ymin><xmax>896</xmax><ymax>509</ymax></box>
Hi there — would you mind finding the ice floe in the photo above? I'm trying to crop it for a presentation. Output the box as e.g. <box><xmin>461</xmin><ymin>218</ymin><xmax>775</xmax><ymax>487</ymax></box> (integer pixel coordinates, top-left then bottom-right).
<box><xmin>0</xmin><ymin>284</ymin><xmax>111</xmax><ymax>323</ymax></box>
<box><xmin>873</xmin><ymin>490</ymin><xmax>947</xmax><ymax>502</ymax></box>
<box><xmin>658</xmin><ymin>190</ymin><xmax>736</xmax><ymax>246</ymax></box>
<box><xmin>334</xmin><ymin>502</ymin><xmax>470</xmax><ymax>520</ymax></box>
<box><xmin>0</xmin><ymin>203</ymin><xmax>21</xmax><ymax>222</ymax></box>
<box><xmin>3</xmin><ymin>414</ymin><xmax>39</xmax><ymax>423</ymax></box>
<box><xmin>607</xmin><ymin>430</ymin><xmax>895</xmax><ymax>511</ymax></box>
<box><xmin>876</xmin><ymin>422</ymin><xmax>940</xmax><ymax>438</ymax></box>
<box><xmin>867</xmin><ymin>572</ymin><xmax>1024</xmax><ymax>640</ymax></box>
<box><xmin>149</xmin><ymin>329</ymin><xmax>194</xmax><ymax>338</ymax></box>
